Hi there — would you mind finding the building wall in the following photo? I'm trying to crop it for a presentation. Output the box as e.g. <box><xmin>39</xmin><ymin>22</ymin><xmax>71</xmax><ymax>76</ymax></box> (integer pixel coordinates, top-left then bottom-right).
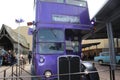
<box><xmin>82</xmin><ymin>38</ymin><xmax>120</xmax><ymax>52</ymax></box>
<box><xmin>14</xmin><ymin>26</ymin><xmax>33</xmax><ymax>51</ymax></box>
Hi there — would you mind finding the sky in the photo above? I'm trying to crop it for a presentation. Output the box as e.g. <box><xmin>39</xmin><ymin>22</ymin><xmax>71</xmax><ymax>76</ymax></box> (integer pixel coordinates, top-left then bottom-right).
<box><xmin>0</xmin><ymin>0</ymin><xmax>108</xmax><ymax>29</ymax></box>
<box><xmin>0</xmin><ymin>0</ymin><xmax>34</xmax><ymax>29</ymax></box>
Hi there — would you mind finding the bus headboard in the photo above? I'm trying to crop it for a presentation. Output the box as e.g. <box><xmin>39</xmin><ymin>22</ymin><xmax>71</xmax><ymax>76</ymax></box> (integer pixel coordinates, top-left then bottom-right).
<box><xmin>35</xmin><ymin>0</ymin><xmax>91</xmax><ymax>29</ymax></box>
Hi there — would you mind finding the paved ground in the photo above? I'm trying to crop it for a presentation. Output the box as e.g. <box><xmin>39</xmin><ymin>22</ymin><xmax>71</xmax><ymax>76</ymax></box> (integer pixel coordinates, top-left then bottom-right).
<box><xmin>95</xmin><ymin>63</ymin><xmax>120</xmax><ymax>80</ymax></box>
<box><xmin>20</xmin><ymin>63</ymin><xmax>31</xmax><ymax>80</ymax></box>
<box><xmin>0</xmin><ymin>63</ymin><xmax>31</xmax><ymax>80</ymax></box>
<box><xmin>20</xmin><ymin>62</ymin><xmax>120</xmax><ymax>80</ymax></box>
<box><xmin>0</xmin><ymin>61</ymin><xmax>120</xmax><ymax>80</ymax></box>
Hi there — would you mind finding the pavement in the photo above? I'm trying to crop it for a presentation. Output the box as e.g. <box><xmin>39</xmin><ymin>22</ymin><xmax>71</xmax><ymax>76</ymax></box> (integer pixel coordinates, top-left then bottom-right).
<box><xmin>20</xmin><ymin>62</ymin><xmax>120</xmax><ymax>80</ymax></box>
<box><xmin>20</xmin><ymin>63</ymin><xmax>32</xmax><ymax>80</ymax></box>
<box><xmin>1</xmin><ymin>61</ymin><xmax>120</xmax><ymax>80</ymax></box>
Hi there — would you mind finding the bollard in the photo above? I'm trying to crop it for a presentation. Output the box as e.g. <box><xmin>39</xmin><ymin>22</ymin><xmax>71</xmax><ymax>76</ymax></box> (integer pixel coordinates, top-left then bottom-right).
<box><xmin>4</xmin><ymin>70</ymin><xmax>6</xmax><ymax>80</ymax></box>
<box><xmin>11</xmin><ymin>66</ymin><xmax>13</xmax><ymax>80</ymax></box>
<box><xmin>109</xmin><ymin>65</ymin><xmax>112</xmax><ymax>80</ymax></box>
<box><xmin>19</xmin><ymin>64</ymin><xmax>20</xmax><ymax>76</ymax></box>
<box><xmin>16</xmin><ymin>64</ymin><xmax>18</xmax><ymax>80</ymax></box>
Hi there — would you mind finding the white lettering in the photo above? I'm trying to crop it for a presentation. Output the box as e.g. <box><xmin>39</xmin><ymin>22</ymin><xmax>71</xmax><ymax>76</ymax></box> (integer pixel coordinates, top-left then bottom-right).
<box><xmin>52</xmin><ymin>14</ymin><xmax>80</xmax><ymax>23</ymax></box>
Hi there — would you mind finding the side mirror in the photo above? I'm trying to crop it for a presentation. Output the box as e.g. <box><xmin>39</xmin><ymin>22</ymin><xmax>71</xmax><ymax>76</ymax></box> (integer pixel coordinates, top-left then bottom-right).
<box><xmin>28</xmin><ymin>28</ymin><xmax>34</xmax><ymax>35</ymax></box>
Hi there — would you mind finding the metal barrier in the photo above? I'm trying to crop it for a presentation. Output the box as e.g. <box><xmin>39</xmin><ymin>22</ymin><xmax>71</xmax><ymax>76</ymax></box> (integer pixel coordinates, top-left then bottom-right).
<box><xmin>0</xmin><ymin>60</ymin><xmax>25</xmax><ymax>80</ymax></box>
<box><xmin>0</xmin><ymin>61</ymin><xmax>120</xmax><ymax>80</ymax></box>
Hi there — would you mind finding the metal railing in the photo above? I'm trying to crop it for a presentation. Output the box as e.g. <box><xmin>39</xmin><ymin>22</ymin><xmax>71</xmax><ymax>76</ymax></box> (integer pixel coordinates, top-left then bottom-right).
<box><xmin>0</xmin><ymin>61</ymin><xmax>120</xmax><ymax>80</ymax></box>
<box><xmin>0</xmin><ymin>60</ymin><xmax>25</xmax><ymax>80</ymax></box>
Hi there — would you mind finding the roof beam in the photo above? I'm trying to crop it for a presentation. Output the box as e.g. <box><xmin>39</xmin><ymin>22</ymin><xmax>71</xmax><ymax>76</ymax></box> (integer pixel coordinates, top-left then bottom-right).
<box><xmin>82</xmin><ymin>1</ymin><xmax>120</xmax><ymax>39</ymax></box>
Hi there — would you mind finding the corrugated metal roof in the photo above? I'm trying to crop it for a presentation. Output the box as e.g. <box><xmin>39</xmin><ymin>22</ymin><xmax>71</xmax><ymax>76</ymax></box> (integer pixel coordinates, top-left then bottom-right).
<box><xmin>82</xmin><ymin>0</ymin><xmax>120</xmax><ymax>39</ymax></box>
<box><xmin>0</xmin><ymin>24</ymin><xmax>29</xmax><ymax>48</ymax></box>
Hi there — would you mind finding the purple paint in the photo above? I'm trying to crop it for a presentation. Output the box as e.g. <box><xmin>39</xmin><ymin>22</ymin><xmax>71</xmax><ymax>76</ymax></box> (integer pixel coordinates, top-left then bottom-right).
<box><xmin>30</xmin><ymin>0</ymin><xmax>92</xmax><ymax>79</ymax></box>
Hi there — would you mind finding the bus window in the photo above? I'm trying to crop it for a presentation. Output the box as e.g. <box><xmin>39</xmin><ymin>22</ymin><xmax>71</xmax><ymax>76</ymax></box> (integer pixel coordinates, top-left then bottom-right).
<box><xmin>66</xmin><ymin>0</ymin><xmax>87</xmax><ymax>7</ymax></box>
<box><xmin>38</xmin><ymin>28</ymin><xmax>64</xmax><ymax>54</ymax></box>
<box><xmin>38</xmin><ymin>29</ymin><xmax>64</xmax><ymax>42</ymax></box>
<box><xmin>39</xmin><ymin>42</ymin><xmax>64</xmax><ymax>54</ymax></box>
<box><xmin>72</xmin><ymin>41</ymin><xmax>79</xmax><ymax>52</ymax></box>
<box><xmin>40</xmin><ymin>0</ymin><xmax>64</xmax><ymax>3</ymax></box>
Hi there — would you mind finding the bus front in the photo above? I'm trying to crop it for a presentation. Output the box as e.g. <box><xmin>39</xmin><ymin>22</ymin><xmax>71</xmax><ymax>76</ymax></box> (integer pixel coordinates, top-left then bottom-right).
<box><xmin>32</xmin><ymin>28</ymin><xmax>65</xmax><ymax>79</ymax></box>
<box><xmin>31</xmin><ymin>0</ymin><xmax>91</xmax><ymax>80</ymax></box>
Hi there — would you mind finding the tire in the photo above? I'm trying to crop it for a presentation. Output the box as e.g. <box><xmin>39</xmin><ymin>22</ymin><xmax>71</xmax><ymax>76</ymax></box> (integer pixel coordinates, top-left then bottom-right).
<box><xmin>81</xmin><ymin>63</ymin><xmax>100</xmax><ymax>80</ymax></box>
<box><xmin>88</xmin><ymin>68</ymin><xmax>100</xmax><ymax>80</ymax></box>
<box><xmin>98</xmin><ymin>60</ymin><xmax>103</xmax><ymax>65</ymax></box>
<box><xmin>118</xmin><ymin>60</ymin><xmax>120</xmax><ymax>64</ymax></box>
<box><xmin>82</xmin><ymin>68</ymin><xmax>100</xmax><ymax>80</ymax></box>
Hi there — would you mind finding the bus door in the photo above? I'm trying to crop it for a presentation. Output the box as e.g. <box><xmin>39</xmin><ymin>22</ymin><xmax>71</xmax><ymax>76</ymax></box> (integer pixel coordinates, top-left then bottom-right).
<box><xmin>65</xmin><ymin>29</ymin><xmax>82</xmax><ymax>56</ymax></box>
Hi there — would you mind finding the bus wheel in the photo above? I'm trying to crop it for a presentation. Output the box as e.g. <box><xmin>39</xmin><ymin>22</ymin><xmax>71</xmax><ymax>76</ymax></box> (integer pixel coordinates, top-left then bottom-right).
<box><xmin>118</xmin><ymin>60</ymin><xmax>120</xmax><ymax>64</ymax></box>
<box><xmin>87</xmin><ymin>68</ymin><xmax>99</xmax><ymax>80</ymax></box>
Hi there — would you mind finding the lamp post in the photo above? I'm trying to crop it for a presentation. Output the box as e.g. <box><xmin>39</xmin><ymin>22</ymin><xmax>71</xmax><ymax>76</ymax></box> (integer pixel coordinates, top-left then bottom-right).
<box><xmin>15</xmin><ymin>19</ymin><xmax>24</xmax><ymax>76</ymax></box>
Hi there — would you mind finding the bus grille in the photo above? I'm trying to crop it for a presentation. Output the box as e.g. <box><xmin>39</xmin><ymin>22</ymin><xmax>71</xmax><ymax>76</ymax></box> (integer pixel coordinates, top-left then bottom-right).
<box><xmin>58</xmin><ymin>55</ymin><xmax>80</xmax><ymax>80</ymax></box>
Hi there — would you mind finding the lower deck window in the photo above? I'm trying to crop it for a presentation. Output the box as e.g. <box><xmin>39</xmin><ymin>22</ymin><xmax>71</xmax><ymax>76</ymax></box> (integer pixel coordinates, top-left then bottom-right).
<box><xmin>39</xmin><ymin>42</ymin><xmax>64</xmax><ymax>54</ymax></box>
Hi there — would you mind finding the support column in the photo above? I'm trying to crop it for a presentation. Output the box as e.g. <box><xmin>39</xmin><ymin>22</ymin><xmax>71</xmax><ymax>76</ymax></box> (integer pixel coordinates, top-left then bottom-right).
<box><xmin>106</xmin><ymin>22</ymin><xmax>116</xmax><ymax>80</ymax></box>
<box><xmin>116</xmin><ymin>38</ymin><xmax>119</xmax><ymax>52</ymax></box>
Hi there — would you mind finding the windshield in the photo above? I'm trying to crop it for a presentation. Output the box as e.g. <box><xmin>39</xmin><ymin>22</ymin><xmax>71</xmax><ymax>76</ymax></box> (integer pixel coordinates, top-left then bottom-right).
<box><xmin>38</xmin><ymin>28</ymin><xmax>64</xmax><ymax>54</ymax></box>
<box><xmin>39</xmin><ymin>42</ymin><xmax>64</xmax><ymax>54</ymax></box>
<box><xmin>38</xmin><ymin>28</ymin><xmax>64</xmax><ymax>42</ymax></box>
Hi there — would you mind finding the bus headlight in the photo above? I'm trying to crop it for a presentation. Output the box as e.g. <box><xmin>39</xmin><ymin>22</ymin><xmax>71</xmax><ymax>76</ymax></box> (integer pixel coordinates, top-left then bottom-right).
<box><xmin>39</xmin><ymin>57</ymin><xmax>45</xmax><ymax>63</ymax></box>
<box><xmin>45</xmin><ymin>70</ymin><xmax>52</xmax><ymax>78</ymax></box>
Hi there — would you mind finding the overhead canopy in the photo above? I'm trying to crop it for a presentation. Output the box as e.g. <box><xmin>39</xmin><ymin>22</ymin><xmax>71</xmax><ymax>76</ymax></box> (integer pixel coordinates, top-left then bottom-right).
<box><xmin>82</xmin><ymin>0</ymin><xmax>120</xmax><ymax>39</ymax></box>
<box><xmin>82</xmin><ymin>42</ymin><xmax>100</xmax><ymax>48</ymax></box>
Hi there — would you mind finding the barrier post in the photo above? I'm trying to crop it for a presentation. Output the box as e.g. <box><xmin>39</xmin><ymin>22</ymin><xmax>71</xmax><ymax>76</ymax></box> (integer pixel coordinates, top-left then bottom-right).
<box><xmin>4</xmin><ymin>70</ymin><xmax>6</xmax><ymax>80</ymax></box>
<box><xmin>16</xmin><ymin>64</ymin><xmax>18</xmax><ymax>80</ymax></box>
<box><xmin>19</xmin><ymin>64</ymin><xmax>20</xmax><ymax>76</ymax></box>
<box><xmin>11</xmin><ymin>66</ymin><xmax>14</xmax><ymax>80</ymax></box>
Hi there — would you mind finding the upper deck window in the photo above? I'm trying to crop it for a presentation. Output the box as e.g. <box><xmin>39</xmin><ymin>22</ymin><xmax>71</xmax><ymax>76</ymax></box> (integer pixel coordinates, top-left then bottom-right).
<box><xmin>39</xmin><ymin>0</ymin><xmax>87</xmax><ymax>7</ymax></box>
<box><xmin>40</xmin><ymin>0</ymin><xmax>64</xmax><ymax>3</ymax></box>
<box><xmin>66</xmin><ymin>0</ymin><xmax>87</xmax><ymax>7</ymax></box>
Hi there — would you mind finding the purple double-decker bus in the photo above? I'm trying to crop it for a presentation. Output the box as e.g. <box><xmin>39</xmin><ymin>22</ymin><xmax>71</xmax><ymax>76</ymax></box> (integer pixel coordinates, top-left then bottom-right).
<box><xmin>30</xmin><ymin>0</ymin><xmax>99</xmax><ymax>80</ymax></box>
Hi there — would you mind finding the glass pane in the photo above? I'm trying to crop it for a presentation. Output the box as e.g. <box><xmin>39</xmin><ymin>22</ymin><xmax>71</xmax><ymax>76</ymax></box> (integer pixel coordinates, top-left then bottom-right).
<box><xmin>72</xmin><ymin>41</ymin><xmax>79</xmax><ymax>52</ymax></box>
<box><xmin>38</xmin><ymin>29</ymin><xmax>64</xmax><ymax>42</ymax></box>
<box><xmin>66</xmin><ymin>0</ymin><xmax>87</xmax><ymax>7</ymax></box>
<box><xmin>40</xmin><ymin>0</ymin><xmax>64</xmax><ymax>3</ymax></box>
<box><xmin>39</xmin><ymin>42</ymin><xmax>64</xmax><ymax>54</ymax></box>
<box><xmin>66</xmin><ymin>41</ymin><xmax>79</xmax><ymax>52</ymax></box>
